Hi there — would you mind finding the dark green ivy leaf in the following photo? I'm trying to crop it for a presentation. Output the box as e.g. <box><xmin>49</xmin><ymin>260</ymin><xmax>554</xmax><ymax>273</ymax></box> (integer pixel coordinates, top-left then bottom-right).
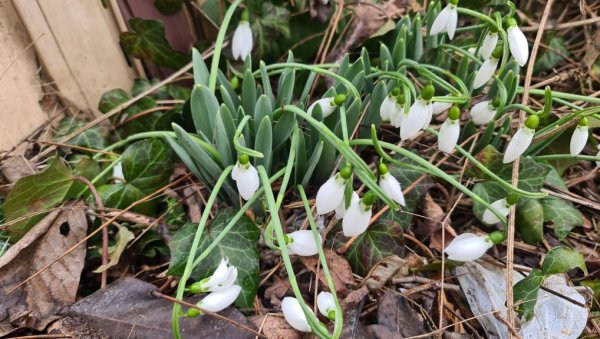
<box><xmin>541</xmin><ymin>246</ymin><xmax>587</xmax><ymax>276</ymax></box>
<box><xmin>121</xmin><ymin>139</ymin><xmax>174</xmax><ymax>194</ymax></box>
<box><xmin>154</xmin><ymin>0</ymin><xmax>186</xmax><ymax>15</ymax></box>
<box><xmin>55</xmin><ymin>117</ymin><xmax>106</xmax><ymax>150</ymax></box>
<box><xmin>95</xmin><ymin>183</ymin><xmax>154</xmax><ymax>215</ymax></box>
<box><xmin>513</xmin><ymin>269</ymin><xmax>545</xmax><ymax>321</ymax></box>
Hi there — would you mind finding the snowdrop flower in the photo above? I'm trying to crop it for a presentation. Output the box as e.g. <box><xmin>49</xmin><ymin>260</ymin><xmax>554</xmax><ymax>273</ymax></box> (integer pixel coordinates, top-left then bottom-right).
<box><xmin>479</xmin><ymin>27</ymin><xmax>499</xmax><ymax>60</ymax></box>
<box><xmin>282</xmin><ymin>297</ymin><xmax>313</xmax><ymax>332</ymax></box>
<box><xmin>482</xmin><ymin>194</ymin><xmax>518</xmax><ymax>224</ymax></box>
<box><xmin>506</xmin><ymin>18</ymin><xmax>529</xmax><ymax>66</ymax></box>
<box><xmin>473</xmin><ymin>46</ymin><xmax>501</xmax><ymax>89</ymax></box>
<box><xmin>342</xmin><ymin>192</ymin><xmax>375</xmax><ymax>237</ymax></box>
<box><xmin>231</xmin><ymin>154</ymin><xmax>259</xmax><ymax>200</ymax></box>
<box><xmin>430</xmin><ymin>0</ymin><xmax>459</xmax><ymax>40</ymax></box>
<box><xmin>189</xmin><ymin>258</ymin><xmax>238</xmax><ymax>293</ymax></box>
<box><xmin>400</xmin><ymin>83</ymin><xmax>434</xmax><ymax>140</ymax></box>
<box><xmin>432</xmin><ymin>98</ymin><xmax>453</xmax><ymax>115</ymax></box>
<box><xmin>307</xmin><ymin>94</ymin><xmax>346</xmax><ymax>119</ymax></box>
<box><xmin>438</xmin><ymin>105</ymin><xmax>461</xmax><ymax>153</ymax></box>
<box><xmin>286</xmin><ymin>230</ymin><xmax>322</xmax><ymax>256</ymax></box>
<box><xmin>503</xmin><ymin>115</ymin><xmax>539</xmax><ymax>163</ymax></box>
<box><xmin>317</xmin><ymin>291</ymin><xmax>337</xmax><ymax>320</ymax></box>
<box><xmin>232</xmin><ymin>11</ymin><xmax>253</xmax><ymax>61</ymax></box>
<box><xmin>335</xmin><ymin>191</ymin><xmax>359</xmax><ymax>219</ymax></box>
<box><xmin>569</xmin><ymin>118</ymin><xmax>588</xmax><ymax>156</ymax></box>
<box><xmin>186</xmin><ymin>284</ymin><xmax>242</xmax><ymax>316</ymax></box>
<box><xmin>390</xmin><ymin>94</ymin><xmax>406</xmax><ymax>128</ymax></box>
<box><xmin>316</xmin><ymin>166</ymin><xmax>352</xmax><ymax>215</ymax></box>
<box><xmin>470</xmin><ymin>98</ymin><xmax>500</xmax><ymax>125</ymax></box>
<box><xmin>112</xmin><ymin>161</ymin><xmax>124</xmax><ymax>182</ymax></box>
<box><xmin>444</xmin><ymin>233</ymin><xmax>493</xmax><ymax>261</ymax></box>
<box><xmin>378</xmin><ymin>163</ymin><xmax>405</xmax><ymax>206</ymax></box>
<box><xmin>380</xmin><ymin>87</ymin><xmax>401</xmax><ymax>121</ymax></box>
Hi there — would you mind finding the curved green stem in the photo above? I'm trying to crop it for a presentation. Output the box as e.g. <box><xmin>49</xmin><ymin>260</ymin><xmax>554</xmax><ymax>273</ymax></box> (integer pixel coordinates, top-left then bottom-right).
<box><xmin>533</xmin><ymin>154</ymin><xmax>600</xmax><ymax>162</ymax></box>
<box><xmin>234</xmin><ymin>115</ymin><xmax>264</xmax><ymax>158</ymax></box>
<box><xmin>208</xmin><ymin>0</ymin><xmax>243</xmax><ymax>93</ymax></box>
<box><xmin>370</xmin><ymin>125</ymin><xmax>436</xmax><ymax>175</ymax></box>
<box><xmin>456</xmin><ymin>7</ymin><xmax>498</xmax><ymax>26</ymax></box>
<box><xmin>499</xmin><ymin>104</ymin><xmax>538</xmax><ymax>116</ymax></box>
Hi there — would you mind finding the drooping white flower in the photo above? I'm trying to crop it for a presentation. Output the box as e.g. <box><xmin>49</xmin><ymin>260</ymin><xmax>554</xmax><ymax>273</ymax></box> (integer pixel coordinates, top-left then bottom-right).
<box><xmin>444</xmin><ymin>233</ymin><xmax>493</xmax><ymax>261</ymax></box>
<box><xmin>231</xmin><ymin>156</ymin><xmax>259</xmax><ymax>200</ymax></box>
<box><xmin>334</xmin><ymin>191</ymin><xmax>359</xmax><ymax>219</ymax></box>
<box><xmin>502</xmin><ymin>127</ymin><xmax>535</xmax><ymax>163</ymax></box>
<box><xmin>401</xmin><ymin>99</ymin><xmax>432</xmax><ymax>140</ymax></box>
<box><xmin>342</xmin><ymin>193</ymin><xmax>374</xmax><ymax>237</ymax></box>
<box><xmin>438</xmin><ymin>118</ymin><xmax>460</xmax><ymax>153</ymax></box>
<box><xmin>317</xmin><ymin>291</ymin><xmax>336</xmax><ymax>320</ymax></box>
<box><xmin>197</xmin><ymin>284</ymin><xmax>241</xmax><ymax>313</ymax></box>
<box><xmin>307</xmin><ymin>97</ymin><xmax>336</xmax><ymax>118</ymax></box>
<box><xmin>432</xmin><ymin>101</ymin><xmax>452</xmax><ymax>115</ymax></box>
<box><xmin>482</xmin><ymin>198</ymin><xmax>511</xmax><ymax>224</ymax></box>
<box><xmin>380</xmin><ymin>95</ymin><xmax>401</xmax><ymax>122</ymax></box>
<box><xmin>232</xmin><ymin>13</ymin><xmax>253</xmax><ymax>61</ymax></box>
<box><xmin>198</xmin><ymin>258</ymin><xmax>238</xmax><ymax>292</ymax></box>
<box><xmin>378</xmin><ymin>165</ymin><xmax>406</xmax><ymax>206</ymax></box>
<box><xmin>316</xmin><ymin>174</ymin><xmax>346</xmax><ymax>215</ymax></box>
<box><xmin>470</xmin><ymin>100</ymin><xmax>498</xmax><ymax>125</ymax></box>
<box><xmin>480</xmin><ymin>31</ymin><xmax>498</xmax><ymax>60</ymax></box>
<box><xmin>281</xmin><ymin>297</ymin><xmax>313</xmax><ymax>332</ymax></box>
<box><xmin>507</xmin><ymin>18</ymin><xmax>529</xmax><ymax>66</ymax></box>
<box><xmin>473</xmin><ymin>57</ymin><xmax>499</xmax><ymax>89</ymax></box>
<box><xmin>430</xmin><ymin>2</ymin><xmax>458</xmax><ymax>40</ymax></box>
<box><xmin>112</xmin><ymin>161</ymin><xmax>124</xmax><ymax>182</ymax></box>
<box><xmin>390</xmin><ymin>105</ymin><xmax>404</xmax><ymax>128</ymax></box>
<box><xmin>569</xmin><ymin>119</ymin><xmax>588</xmax><ymax>156</ymax></box>
<box><xmin>286</xmin><ymin>230</ymin><xmax>322</xmax><ymax>256</ymax></box>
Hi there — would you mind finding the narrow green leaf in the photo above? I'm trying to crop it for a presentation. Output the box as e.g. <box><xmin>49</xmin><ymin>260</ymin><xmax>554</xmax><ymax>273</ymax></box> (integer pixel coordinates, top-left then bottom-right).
<box><xmin>190</xmin><ymin>85</ymin><xmax>219</xmax><ymax>141</ymax></box>
<box><xmin>301</xmin><ymin>140</ymin><xmax>324</xmax><ymax>187</ymax></box>
<box><xmin>254</xmin><ymin>95</ymin><xmax>273</xmax><ymax>133</ymax></box>
<box><xmin>254</xmin><ymin>116</ymin><xmax>273</xmax><ymax>174</ymax></box>
<box><xmin>192</xmin><ymin>48</ymin><xmax>209</xmax><ymax>86</ymax></box>
<box><xmin>242</xmin><ymin>70</ymin><xmax>256</xmax><ymax>118</ymax></box>
<box><xmin>272</xmin><ymin>111</ymin><xmax>296</xmax><ymax>151</ymax></box>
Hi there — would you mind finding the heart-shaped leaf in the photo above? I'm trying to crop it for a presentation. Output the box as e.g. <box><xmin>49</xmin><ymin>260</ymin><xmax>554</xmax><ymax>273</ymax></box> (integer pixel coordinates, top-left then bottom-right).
<box><xmin>121</xmin><ymin>139</ymin><xmax>174</xmax><ymax>194</ymax></box>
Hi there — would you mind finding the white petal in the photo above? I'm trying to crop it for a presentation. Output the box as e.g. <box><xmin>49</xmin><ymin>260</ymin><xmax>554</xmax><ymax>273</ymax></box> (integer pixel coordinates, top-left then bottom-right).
<box><xmin>317</xmin><ymin>291</ymin><xmax>336</xmax><ymax>318</ymax></box>
<box><xmin>231</xmin><ymin>163</ymin><xmax>240</xmax><ymax>180</ymax></box>
<box><xmin>508</xmin><ymin>26</ymin><xmax>529</xmax><ymax>66</ymax></box>
<box><xmin>480</xmin><ymin>32</ymin><xmax>498</xmax><ymax>60</ymax></box>
<box><xmin>379</xmin><ymin>96</ymin><xmax>398</xmax><ymax>121</ymax></box>
<box><xmin>315</xmin><ymin>176</ymin><xmax>345</xmax><ymax>214</ymax></box>
<box><xmin>307</xmin><ymin>98</ymin><xmax>336</xmax><ymax>118</ymax></box>
<box><xmin>401</xmin><ymin>99</ymin><xmax>429</xmax><ymax>140</ymax></box>
<box><xmin>234</xmin><ymin>164</ymin><xmax>259</xmax><ymax>200</ymax></box>
<box><xmin>390</xmin><ymin>105</ymin><xmax>404</xmax><ymax>128</ymax></box>
<box><xmin>335</xmin><ymin>191</ymin><xmax>359</xmax><ymax>219</ymax></box>
<box><xmin>473</xmin><ymin>58</ymin><xmax>499</xmax><ymax>89</ymax></box>
<box><xmin>379</xmin><ymin>174</ymin><xmax>406</xmax><ymax>206</ymax></box>
<box><xmin>198</xmin><ymin>285</ymin><xmax>241</xmax><ymax>312</ymax></box>
<box><xmin>342</xmin><ymin>200</ymin><xmax>372</xmax><ymax>237</ymax></box>
<box><xmin>112</xmin><ymin>161</ymin><xmax>124</xmax><ymax>182</ymax></box>
<box><xmin>502</xmin><ymin>127</ymin><xmax>534</xmax><ymax>163</ymax></box>
<box><xmin>482</xmin><ymin>198</ymin><xmax>510</xmax><ymax>224</ymax></box>
<box><xmin>432</xmin><ymin>101</ymin><xmax>452</xmax><ymax>115</ymax></box>
<box><xmin>569</xmin><ymin>126</ymin><xmax>588</xmax><ymax>156</ymax></box>
<box><xmin>430</xmin><ymin>5</ymin><xmax>451</xmax><ymax>35</ymax></box>
<box><xmin>446</xmin><ymin>6</ymin><xmax>458</xmax><ymax>40</ymax></box>
<box><xmin>232</xmin><ymin>22</ymin><xmax>253</xmax><ymax>61</ymax></box>
<box><xmin>438</xmin><ymin>119</ymin><xmax>460</xmax><ymax>153</ymax></box>
<box><xmin>205</xmin><ymin>258</ymin><xmax>229</xmax><ymax>289</ymax></box>
<box><xmin>421</xmin><ymin>103</ymin><xmax>434</xmax><ymax>129</ymax></box>
<box><xmin>444</xmin><ymin>233</ymin><xmax>493</xmax><ymax>261</ymax></box>
<box><xmin>281</xmin><ymin>297</ymin><xmax>312</xmax><ymax>332</ymax></box>
<box><xmin>470</xmin><ymin>101</ymin><xmax>496</xmax><ymax>125</ymax></box>
<box><xmin>287</xmin><ymin>230</ymin><xmax>322</xmax><ymax>256</ymax></box>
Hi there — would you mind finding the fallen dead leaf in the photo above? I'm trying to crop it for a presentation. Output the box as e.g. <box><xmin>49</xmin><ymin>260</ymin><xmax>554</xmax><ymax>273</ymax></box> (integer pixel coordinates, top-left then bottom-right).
<box><xmin>419</xmin><ymin>193</ymin><xmax>456</xmax><ymax>252</ymax></box>
<box><xmin>0</xmin><ymin>156</ymin><xmax>34</xmax><ymax>184</ymax></box>
<box><xmin>376</xmin><ymin>292</ymin><xmax>427</xmax><ymax>337</ymax></box>
<box><xmin>249</xmin><ymin>314</ymin><xmax>301</xmax><ymax>339</ymax></box>
<box><xmin>299</xmin><ymin>248</ymin><xmax>354</xmax><ymax>297</ymax></box>
<box><xmin>340</xmin><ymin>285</ymin><xmax>370</xmax><ymax>339</ymax></box>
<box><xmin>363</xmin><ymin>255</ymin><xmax>407</xmax><ymax>291</ymax></box>
<box><xmin>264</xmin><ymin>277</ymin><xmax>291</xmax><ymax>307</ymax></box>
<box><xmin>0</xmin><ymin>202</ymin><xmax>87</xmax><ymax>334</ymax></box>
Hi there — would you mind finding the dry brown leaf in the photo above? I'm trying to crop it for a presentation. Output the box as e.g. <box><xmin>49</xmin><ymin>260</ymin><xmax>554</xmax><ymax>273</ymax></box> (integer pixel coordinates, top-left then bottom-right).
<box><xmin>363</xmin><ymin>255</ymin><xmax>407</xmax><ymax>291</ymax></box>
<box><xmin>0</xmin><ymin>202</ymin><xmax>87</xmax><ymax>334</ymax></box>
<box><xmin>342</xmin><ymin>285</ymin><xmax>369</xmax><ymax>307</ymax></box>
<box><xmin>249</xmin><ymin>314</ymin><xmax>301</xmax><ymax>339</ymax></box>
<box><xmin>264</xmin><ymin>277</ymin><xmax>291</xmax><ymax>307</ymax></box>
<box><xmin>419</xmin><ymin>193</ymin><xmax>456</xmax><ymax>252</ymax></box>
<box><xmin>299</xmin><ymin>248</ymin><xmax>354</xmax><ymax>297</ymax></box>
<box><xmin>0</xmin><ymin>156</ymin><xmax>34</xmax><ymax>184</ymax></box>
<box><xmin>374</xmin><ymin>292</ymin><xmax>427</xmax><ymax>337</ymax></box>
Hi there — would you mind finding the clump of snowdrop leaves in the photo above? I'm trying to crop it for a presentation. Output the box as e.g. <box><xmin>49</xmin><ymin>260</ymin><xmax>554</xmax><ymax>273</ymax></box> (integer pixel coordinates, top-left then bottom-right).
<box><xmin>316</xmin><ymin>166</ymin><xmax>352</xmax><ymax>215</ymax></box>
<box><xmin>482</xmin><ymin>194</ymin><xmax>519</xmax><ymax>225</ymax></box>
<box><xmin>317</xmin><ymin>291</ymin><xmax>337</xmax><ymax>320</ymax></box>
<box><xmin>378</xmin><ymin>163</ymin><xmax>406</xmax><ymax>207</ymax></box>
<box><xmin>503</xmin><ymin>115</ymin><xmax>539</xmax><ymax>163</ymax></box>
<box><xmin>231</xmin><ymin>10</ymin><xmax>253</xmax><ymax>61</ymax></box>
<box><xmin>438</xmin><ymin>105</ymin><xmax>461</xmax><ymax>153</ymax></box>
<box><xmin>342</xmin><ymin>191</ymin><xmax>376</xmax><ymax>237</ymax></box>
<box><xmin>401</xmin><ymin>82</ymin><xmax>435</xmax><ymax>140</ymax></box>
<box><xmin>473</xmin><ymin>45</ymin><xmax>502</xmax><ymax>89</ymax></box>
<box><xmin>307</xmin><ymin>93</ymin><xmax>347</xmax><ymax>118</ymax></box>
<box><xmin>444</xmin><ymin>231</ymin><xmax>504</xmax><ymax>261</ymax></box>
<box><xmin>285</xmin><ymin>230</ymin><xmax>322</xmax><ymax>256</ymax></box>
<box><xmin>281</xmin><ymin>297</ymin><xmax>314</xmax><ymax>332</ymax></box>
<box><xmin>506</xmin><ymin>17</ymin><xmax>529</xmax><ymax>66</ymax></box>
<box><xmin>430</xmin><ymin>0</ymin><xmax>459</xmax><ymax>40</ymax></box>
<box><xmin>231</xmin><ymin>154</ymin><xmax>259</xmax><ymax>200</ymax></box>
<box><xmin>470</xmin><ymin>98</ymin><xmax>500</xmax><ymax>125</ymax></box>
<box><xmin>569</xmin><ymin>118</ymin><xmax>588</xmax><ymax>156</ymax></box>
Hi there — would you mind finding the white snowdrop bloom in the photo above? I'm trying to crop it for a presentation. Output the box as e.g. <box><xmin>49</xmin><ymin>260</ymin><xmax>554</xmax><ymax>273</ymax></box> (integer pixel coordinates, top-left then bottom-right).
<box><xmin>401</xmin><ymin>99</ymin><xmax>432</xmax><ymax>140</ymax></box>
<box><xmin>444</xmin><ymin>233</ymin><xmax>493</xmax><ymax>261</ymax></box>
<box><xmin>473</xmin><ymin>57</ymin><xmax>499</xmax><ymax>89</ymax></box>
<box><xmin>506</xmin><ymin>18</ymin><xmax>529</xmax><ymax>66</ymax></box>
<box><xmin>197</xmin><ymin>284</ymin><xmax>241</xmax><ymax>313</ymax></box>
<box><xmin>482</xmin><ymin>198</ymin><xmax>511</xmax><ymax>224</ymax></box>
<box><xmin>430</xmin><ymin>1</ymin><xmax>458</xmax><ymax>40</ymax></box>
<box><xmin>438</xmin><ymin>118</ymin><xmax>460</xmax><ymax>153</ymax></box>
<box><xmin>480</xmin><ymin>31</ymin><xmax>498</xmax><ymax>60</ymax></box>
<box><xmin>342</xmin><ymin>193</ymin><xmax>374</xmax><ymax>237</ymax></box>
<box><xmin>199</xmin><ymin>258</ymin><xmax>238</xmax><ymax>292</ymax></box>
<box><xmin>286</xmin><ymin>230</ymin><xmax>322</xmax><ymax>256</ymax></box>
<box><xmin>231</xmin><ymin>156</ymin><xmax>259</xmax><ymax>200</ymax></box>
<box><xmin>378</xmin><ymin>164</ymin><xmax>405</xmax><ymax>206</ymax></box>
<box><xmin>390</xmin><ymin>105</ymin><xmax>404</xmax><ymax>128</ymax></box>
<box><xmin>380</xmin><ymin>95</ymin><xmax>401</xmax><ymax>121</ymax></box>
<box><xmin>502</xmin><ymin>127</ymin><xmax>534</xmax><ymax>163</ymax></box>
<box><xmin>470</xmin><ymin>100</ymin><xmax>498</xmax><ymax>125</ymax></box>
<box><xmin>334</xmin><ymin>191</ymin><xmax>359</xmax><ymax>219</ymax></box>
<box><xmin>317</xmin><ymin>291</ymin><xmax>336</xmax><ymax>320</ymax></box>
<box><xmin>569</xmin><ymin>118</ymin><xmax>588</xmax><ymax>156</ymax></box>
<box><xmin>432</xmin><ymin>101</ymin><xmax>452</xmax><ymax>115</ymax></box>
<box><xmin>112</xmin><ymin>161</ymin><xmax>124</xmax><ymax>182</ymax></box>
<box><xmin>281</xmin><ymin>297</ymin><xmax>313</xmax><ymax>332</ymax></box>
<box><xmin>307</xmin><ymin>97</ymin><xmax>336</xmax><ymax>118</ymax></box>
<box><xmin>232</xmin><ymin>12</ymin><xmax>253</xmax><ymax>61</ymax></box>
<box><xmin>315</xmin><ymin>170</ymin><xmax>349</xmax><ymax>215</ymax></box>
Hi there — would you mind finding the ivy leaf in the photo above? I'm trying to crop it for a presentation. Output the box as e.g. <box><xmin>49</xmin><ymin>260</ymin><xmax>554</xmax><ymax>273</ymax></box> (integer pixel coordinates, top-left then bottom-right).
<box><xmin>95</xmin><ymin>183</ymin><xmax>154</xmax><ymax>215</ymax></box>
<box><xmin>3</xmin><ymin>158</ymin><xmax>76</xmax><ymax>241</ymax></box>
<box><xmin>120</xmin><ymin>19</ymin><xmax>189</xmax><ymax>69</ymax></box>
<box><xmin>98</xmin><ymin>89</ymin><xmax>162</xmax><ymax>136</ymax></box>
<box><xmin>134</xmin><ymin>230</ymin><xmax>170</xmax><ymax>257</ymax></box>
<box><xmin>121</xmin><ymin>139</ymin><xmax>174</xmax><ymax>194</ymax></box>
<box><xmin>258</xmin><ymin>3</ymin><xmax>290</xmax><ymax>39</ymax></box>
<box><xmin>516</xmin><ymin>199</ymin><xmax>544</xmax><ymax>244</ymax></box>
<box><xmin>534</xmin><ymin>35</ymin><xmax>569</xmax><ymax>74</ymax></box>
<box><xmin>541</xmin><ymin>197</ymin><xmax>583</xmax><ymax>240</ymax></box>
<box><xmin>513</xmin><ymin>269</ymin><xmax>545</xmax><ymax>321</ymax></box>
<box><xmin>541</xmin><ymin>246</ymin><xmax>587</xmax><ymax>276</ymax></box>
<box><xmin>131</xmin><ymin>78</ymin><xmax>170</xmax><ymax>99</ymax></box>
<box><xmin>154</xmin><ymin>0</ymin><xmax>186</xmax><ymax>15</ymax></box>
<box><xmin>98</xmin><ymin>88</ymin><xmax>130</xmax><ymax>113</ymax></box>
<box><xmin>168</xmin><ymin>208</ymin><xmax>260</xmax><ymax>309</ymax></box>
<box><xmin>55</xmin><ymin>117</ymin><xmax>106</xmax><ymax>150</ymax></box>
